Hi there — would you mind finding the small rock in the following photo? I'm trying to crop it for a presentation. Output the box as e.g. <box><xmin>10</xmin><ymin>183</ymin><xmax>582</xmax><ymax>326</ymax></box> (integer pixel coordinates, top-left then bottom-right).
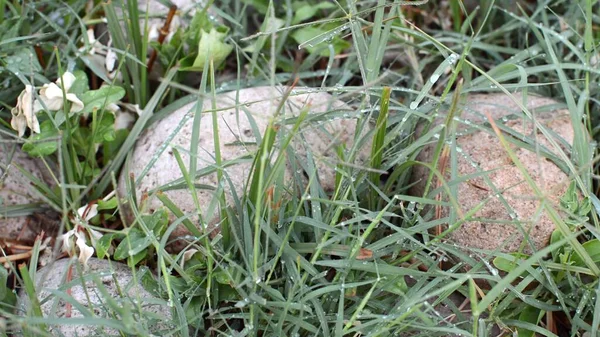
<box><xmin>410</xmin><ymin>93</ymin><xmax>579</xmax><ymax>252</ymax></box>
<box><xmin>0</xmin><ymin>145</ymin><xmax>54</xmax><ymax>243</ymax></box>
<box><xmin>118</xmin><ymin>87</ymin><xmax>370</xmax><ymax>241</ymax></box>
<box><xmin>16</xmin><ymin>258</ymin><xmax>172</xmax><ymax>336</ymax></box>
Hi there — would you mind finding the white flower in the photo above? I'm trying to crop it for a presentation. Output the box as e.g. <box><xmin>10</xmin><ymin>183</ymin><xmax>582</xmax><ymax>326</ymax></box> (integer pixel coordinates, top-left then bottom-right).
<box><xmin>80</xmin><ymin>28</ymin><xmax>104</xmax><ymax>55</ymax></box>
<box><xmin>10</xmin><ymin>85</ymin><xmax>40</xmax><ymax>137</ymax></box>
<box><xmin>61</xmin><ymin>228</ymin><xmax>95</xmax><ymax>268</ymax></box>
<box><xmin>61</xmin><ymin>204</ymin><xmax>100</xmax><ymax>269</ymax></box>
<box><xmin>105</xmin><ymin>47</ymin><xmax>117</xmax><ymax>73</ymax></box>
<box><xmin>76</xmin><ymin>203</ymin><xmax>98</xmax><ymax>225</ymax></box>
<box><xmin>35</xmin><ymin>72</ymin><xmax>84</xmax><ymax>113</ymax></box>
<box><xmin>75</xmin><ymin>234</ymin><xmax>94</xmax><ymax>266</ymax></box>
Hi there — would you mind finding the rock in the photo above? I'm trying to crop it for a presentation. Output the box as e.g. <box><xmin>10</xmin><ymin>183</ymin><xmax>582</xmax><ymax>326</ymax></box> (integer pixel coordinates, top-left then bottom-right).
<box><xmin>410</xmin><ymin>93</ymin><xmax>579</xmax><ymax>253</ymax></box>
<box><xmin>118</xmin><ymin>87</ymin><xmax>370</xmax><ymax>240</ymax></box>
<box><xmin>0</xmin><ymin>145</ymin><xmax>54</xmax><ymax>244</ymax></box>
<box><xmin>16</xmin><ymin>258</ymin><xmax>172</xmax><ymax>336</ymax></box>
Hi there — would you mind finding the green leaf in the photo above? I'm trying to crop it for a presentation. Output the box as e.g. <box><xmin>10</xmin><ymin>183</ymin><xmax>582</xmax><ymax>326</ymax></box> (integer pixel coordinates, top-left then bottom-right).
<box><xmin>214</xmin><ymin>270</ymin><xmax>232</xmax><ymax>285</ymax></box>
<box><xmin>185</xmin><ymin>296</ymin><xmax>207</xmax><ymax>329</ymax></box>
<box><xmin>68</xmin><ymin>70</ymin><xmax>89</xmax><ymax>95</ymax></box>
<box><xmin>96</xmin><ymin>233</ymin><xmax>123</xmax><ymax>259</ymax></box>
<box><xmin>184</xmin><ymin>28</ymin><xmax>232</xmax><ymax>71</ymax></box>
<box><xmin>240</xmin><ymin>0</ymin><xmax>269</xmax><ymax>13</ymax></box>
<box><xmin>127</xmin><ymin>250</ymin><xmax>147</xmax><ymax>267</ymax></box>
<box><xmin>4</xmin><ymin>48</ymin><xmax>42</xmax><ymax>75</ymax></box>
<box><xmin>22</xmin><ymin>120</ymin><xmax>59</xmax><ymax>156</ymax></box>
<box><xmin>97</xmin><ymin>197</ymin><xmax>118</xmax><ymax>211</ymax></box>
<box><xmin>80</xmin><ymin>161</ymin><xmax>101</xmax><ymax>178</ymax></box>
<box><xmin>0</xmin><ymin>267</ymin><xmax>16</xmax><ymax>307</ymax></box>
<box><xmin>291</xmin><ymin>26</ymin><xmax>351</xmax><ymax>57</ymax></box>
<box><xmin>141</xmin><ymin>269</ymin><xmax>167</xmax><ymax>298</ymax></box>
<box><xmin>114</xmin><ymin>229</ymin><xmax>152</xmax><ymax>260</ymax></box>
<box><xmin>79</xmin><ymin>86</ymin><xmax>125</xmax><ymax>115</ymax></box>
<box><xmin>140</xmin><ymin>208</ymin><xmax>169</xmax><ymax>234</ymax></box>
<box><xmin>91</xmin><ymin>112</ymin><xmax>116</xmax><ymax>143</ymax></box>
<box><xmin>184</xmin><ymin>10</ymin><xmax>213</xmax><ymax>47</ymax></box>
<box><xmin>493</xmin><ymin>253</ymin><xmax>530</xmax><ymax>273</ymax></box>
<box><xmin>571</xmin><ymin>239</ymin><xmax>600</xmax><ymax>266</ymax></box>
<box><xmin>382</xmin><ymin>277</ymin><xmax>407</xmax><ymax>295</ymax></box>
<box><xmin>517</xmin><ymin>305</ymin><xmax>542</xmax><ymax>337</ymax></box>
<box><xmin>292</xmin><ymin>2</ymin><xmax>336</xmax><ymax>24</ymax></box>
<box><xmin>103</xmin><ymin>129</ymin><xmax>129</xmax><ymax>166</ymax></box>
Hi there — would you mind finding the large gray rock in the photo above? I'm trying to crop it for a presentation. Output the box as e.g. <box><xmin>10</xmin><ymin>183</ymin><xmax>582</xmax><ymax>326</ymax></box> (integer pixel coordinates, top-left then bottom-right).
<box><xmin>16</xmin><ymin>258</ymin><xmax>172</xmax><ymax>336</ymax></box>
<box><xmin>0</xmin><ymin>145</ymin><xmax>54</xmax><ymax>244</ymax></box>
<box><xmin>410</xmin><ymin>93</ymin><xmax>579</xmax><ymax>253</ymax></box>
<box><xmin>119</xmin><ymin>87</ymin><xmax>371</xmax><ymax>242</ymax></box>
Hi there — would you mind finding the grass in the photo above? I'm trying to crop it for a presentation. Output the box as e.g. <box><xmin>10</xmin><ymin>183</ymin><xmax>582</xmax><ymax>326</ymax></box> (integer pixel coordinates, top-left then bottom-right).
<box><xmin>1</xmin><ymin>0</ymin><xmax>600</xmax><ymax>336</ymax></box>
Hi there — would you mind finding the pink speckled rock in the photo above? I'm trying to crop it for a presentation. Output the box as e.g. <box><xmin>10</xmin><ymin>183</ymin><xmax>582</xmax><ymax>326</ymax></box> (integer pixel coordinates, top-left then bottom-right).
<box><xmin>411</xmin><ymin>93</ymin><xmax>581</xmax><ymax>253</ymax></box>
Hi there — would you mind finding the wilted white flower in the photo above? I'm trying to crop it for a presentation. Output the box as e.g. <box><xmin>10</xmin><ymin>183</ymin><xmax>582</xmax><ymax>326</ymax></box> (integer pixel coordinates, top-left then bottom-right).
<box><xmin>76</xmin><ymin>203</ymin><xmax>98</xmax><ymax>225</ymax></box>
<box><xmin>61</xmin><ymin>227</ymin><xmax>95</xmax><ymax>268</ymax></box>
<box><xmin>61</xmin><ymin>204</ymin><xmax>100</xmax><ymax>269</ymax></box>
<box><xmin>105</xmin><ymin>47</ymin><xmax>117</xmax><ymax>73</ymax></box>
<box><xmin>10</xmin><ymin>85</ymin><xmax>40</xmax><ymax>137</ymax></box>
<box><xmin>35</xmin><ymin>72</ymin><xmax>84</xmax><ymax>113</ymax></box>
<box><xmin>75</xmin><ymin>234</ymin><xmax>94</xmax><ymax>266</ymax></box>
<box><xmin>80</xmin><ymin>28</ymin><xmax>104</xmax><ymax>55</ymax></box>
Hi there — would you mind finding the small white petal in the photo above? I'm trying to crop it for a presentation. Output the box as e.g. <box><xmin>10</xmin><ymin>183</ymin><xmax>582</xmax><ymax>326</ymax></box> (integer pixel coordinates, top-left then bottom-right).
<box><xmin>10</xmin><ymin>85</ymin><xmax>39</xmax><ymax>136</ymax></box>
<box><xmin>23</xmin><ymin>86</ymin><xmax>40</xmax><ymax>134</ymax></box>
<box><xmin>76</xmin><ymin>205</ymin><xmax>87</xmax><ymax>218</ymax></box>
<box><xmin>33</xmin><ymin>99</ymin><xmax>43</xmax><ymax>113</ymax></box>
<box><xmin>89</xmin><ymin>229</ymin><xmax>103</xmax><ymax>248</ymax></box>
<box><xmin>77</xmin><ymin>204</ymin><xmax>98</xmax><ymax>222</ymax></box>
<box><xmin>106</xmin><ymin>103</ymin><xmax>120</xmax><ymax>113</ymax></box>
<box><xmin>86</xmin><ymin>29</ymin><xmax>97</xmax><ymax>54</ymax></box>
<box><xmin>148</xmin><ymin>24</ymin><xmax>160</xmax><ymax>42</ymax></box>
<box><xmin>60</xmin><ymin>230</ymin><xmax>75</xmax><ymax>253</ymax></box>
<box><xmin>105</xmin><ymin>49</ymin><xmax>117</xmax><ymax>72</ymax></box>
<box><xmin>10</xmin><ymin>107</ymin><xmax>27</xmax><ymax>137</ymax></box>
<box><xmin>114</xmin><ymin>111</ymin><xmax>134</xmax><ymax>130</ymax></box>
<box><xmin>76</xmin><ymin>234</ymin><xmax>94</xmax><ymax>267</ymax></box>
<box><xmin>66</xmin><ymin>93</ymin><xmax>84</xmax><ymax>113</ymax></box>
<box><xmin>41</xmin><ymin>83</ymin><xmax>63</xmax><ymax>100</ymax></box>
<box><xmin>39</xmin><ymin>83</ymin><xmax>65</xmax><ymax>111</ymax></box>
<box><xmin>132</xmin><ymin>104</ymin><xmax>143</xmax><ymax>116</ymax></box>
<box><xmin>86</xmin><ymin>28</ymin><xmax>96</xmax><ymax>43</ymax></box>
<box><xmin>85</xmin><ymin>204</ymin><xmax>99</xmax><ymax>221</ymax></box>
<box><xmin>57</xmin><ymin>72</ymin><xmax>76</xmax><ymax>92</ymax></box>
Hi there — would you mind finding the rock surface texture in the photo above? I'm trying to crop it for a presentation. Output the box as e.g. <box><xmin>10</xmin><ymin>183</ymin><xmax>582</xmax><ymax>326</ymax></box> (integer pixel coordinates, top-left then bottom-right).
<box><xmin>0</xmin><ymin>145</ymin><xmax>53</xmax><ymax>243</ymax></box>
<box><xmin>17</xmin><ymin>258</ymin><xmax>172</xmax><ymax>336</ymax></box>
<box><xmin>411</xmin><ymin>93</ymin><xmax>579</xmax><ymax>253</ymax></box>
<box><xmin>119</xmin><ymin>87</ymin><xmax>369</xmax><ymax>241</ymax></box>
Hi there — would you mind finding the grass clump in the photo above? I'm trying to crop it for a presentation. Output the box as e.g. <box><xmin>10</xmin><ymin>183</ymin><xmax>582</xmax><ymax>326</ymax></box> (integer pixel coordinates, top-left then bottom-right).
<box><xmin>1</xmin><ymin>0</ymin><xmax>600</xmax><ymax>336</ymax></box>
